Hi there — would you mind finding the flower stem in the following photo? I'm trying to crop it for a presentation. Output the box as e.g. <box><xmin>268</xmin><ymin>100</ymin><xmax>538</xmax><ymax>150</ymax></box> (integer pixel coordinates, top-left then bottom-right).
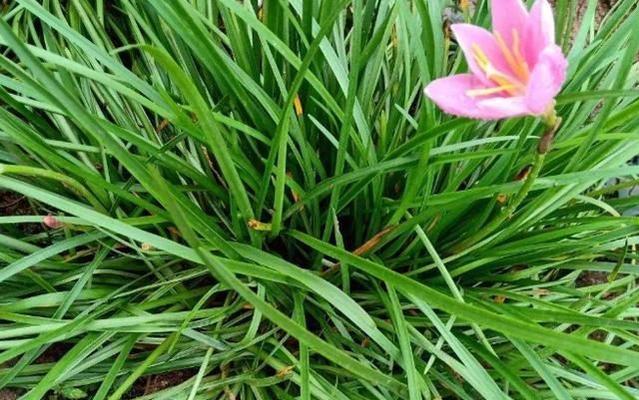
<box><xmin>450</xmin><ymin>117</ymin><xmax>561</xmax><ymax>254</ymax></box>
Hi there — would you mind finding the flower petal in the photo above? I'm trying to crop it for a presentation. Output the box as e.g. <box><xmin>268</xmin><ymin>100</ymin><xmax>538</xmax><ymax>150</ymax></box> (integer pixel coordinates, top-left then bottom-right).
<box><xmin>525</xmin><ymin>0</ymin><xmax>556</xmax><ymax>66</ymax></box>
<box><xmin>477</xmin><ymin>96</ymin><xmax>531</xmax><ymax>119</ymax></box>
<box><xmin>491</xmin><ymin>0</ymin><xmax>529</xmax><ymax>46</ymax></box>
<box><xmin>424</xmin><ymin>74</ymin><xmax>521</xmax><ymax>120</ymax></box>
<box><xmin>451</xmin><ymin>24</ymin><xmax>511</xmax><ymax>85</ymax></box>
<box><xmin>525</xmin><ymin>44</ymin><xmax>567</xmax><ymax>115</ymax></box>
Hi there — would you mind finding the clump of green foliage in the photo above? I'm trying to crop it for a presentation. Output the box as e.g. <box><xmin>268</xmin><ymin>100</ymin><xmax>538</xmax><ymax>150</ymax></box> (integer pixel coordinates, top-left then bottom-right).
<box><xmin>0</xmin><ymin>0</ymin><xmax>639</xmax><ymax>399</ymax></box>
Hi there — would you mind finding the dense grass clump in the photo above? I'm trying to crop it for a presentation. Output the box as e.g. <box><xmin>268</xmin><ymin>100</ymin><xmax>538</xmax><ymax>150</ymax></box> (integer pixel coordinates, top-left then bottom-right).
<box><xmin>0</xmin><ymin>0</ymin><xmax>638</xmax><ymax>398</ymax></box>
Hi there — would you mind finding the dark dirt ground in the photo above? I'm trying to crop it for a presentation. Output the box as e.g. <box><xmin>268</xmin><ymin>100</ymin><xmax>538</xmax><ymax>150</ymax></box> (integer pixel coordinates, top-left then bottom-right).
<box><xmin>558</xmin><ymin>0</ymin><xmax>619</xmax><ymax>30</ymax></box>
<box><xmin>0</xmin><ymin>389</ymin><xmax>18</xmax><ymax>400</ymax></box>
<box><xmin>0</xmin><ymin>191</ymin><xmax>41</xmax><ymax>235</ymax></box>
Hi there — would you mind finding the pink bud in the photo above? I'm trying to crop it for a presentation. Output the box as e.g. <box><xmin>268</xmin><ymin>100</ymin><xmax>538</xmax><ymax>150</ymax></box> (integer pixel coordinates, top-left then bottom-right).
<box><xmin>43</xmin><ymin>214</ymin><xmax>64</xmax><ymax>229</ymax></box>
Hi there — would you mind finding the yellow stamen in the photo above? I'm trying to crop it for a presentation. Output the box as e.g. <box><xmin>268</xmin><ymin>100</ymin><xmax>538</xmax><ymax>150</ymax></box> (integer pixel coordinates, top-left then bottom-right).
<box><xmin>471</xmin><ymin>37</ymin><xmax>526</xmax><ymax>96</ymax></box>
<box><xmin>472</xmin><ymin>43</ymin><xmax>490</xmax><ymax>70</ymax></box>
<box><xmin>494</xmin><ymin>31</ymin><xmax>524</xmax><ymax>81</ymax></box>
<box><xmin>483</xmin><ymin>65</ymin><xmax>522</xmax><ymax>95</ymax></box>
<box><xmin>511</xmin><ymin>29</ymin><xmax>530</xmax><ymax>81</ymax></box>
<box><xmin>466</xmin><ymin>84</ymin><xmax>519</xmax><ymax>97</ymax></box>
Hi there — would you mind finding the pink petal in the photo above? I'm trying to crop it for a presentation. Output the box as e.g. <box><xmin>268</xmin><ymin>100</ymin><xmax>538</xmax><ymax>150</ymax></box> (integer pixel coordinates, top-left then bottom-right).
<box><xmin>451</xmin><ymin>24</ymin><xmax>511</xmax><ymax>86</ymax></box>
<box><xmin>525</xmin><ymin>44</ymin><xmax>567</xmax><ymax>115</ymax></box>
<box><xmin>477</xmin><ymin>96</ymin><xmax>531</xmax><ymax>119</ymax></box>
<box><xmin>424</xmin><ymin>74</ymin><xmax>523</xmax><ymax>120</ymax></box>
<box><xmin>491</xmin><ymin>0</ymin><xmax>529</xmax><ymax>47</ymax></box>
<box><xmin>524</xmin><ymin>0</ymin><xmax>556</xmax><ymax>66</ymax></box>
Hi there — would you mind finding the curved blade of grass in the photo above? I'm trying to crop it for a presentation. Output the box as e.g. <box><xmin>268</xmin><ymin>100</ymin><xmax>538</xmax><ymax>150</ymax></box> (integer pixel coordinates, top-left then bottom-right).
<box><xmin>288</xmin><ymin>230</ymin><xmax>639</xmax><ymax>368</ymax></box>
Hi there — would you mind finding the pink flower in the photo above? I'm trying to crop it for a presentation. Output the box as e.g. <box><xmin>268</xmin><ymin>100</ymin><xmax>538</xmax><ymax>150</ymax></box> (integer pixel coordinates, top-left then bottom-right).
<box><xmin>424</xmin><ymin>0</ymin><xmax>567</xmax><ymax>120</ymax></box>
